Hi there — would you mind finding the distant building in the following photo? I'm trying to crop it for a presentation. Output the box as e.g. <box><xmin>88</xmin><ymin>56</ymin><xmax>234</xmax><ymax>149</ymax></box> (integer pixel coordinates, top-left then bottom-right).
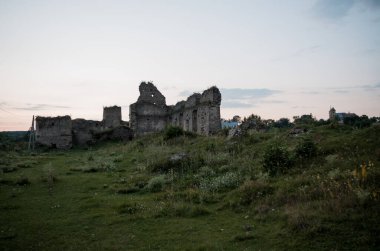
<box><xmin>221</xmin><ymin>118</ymin><xmax>241</xmax><ymax>129</ymax></box>
<box><xmin>329</xmin><ymin>107</ymin><xmax>357</xmax><ymax>124</ymax></box>
<box><xmin>232</xmin><ymin>115</ymin><xmax>242</xmax><ymax>123</ymax></box>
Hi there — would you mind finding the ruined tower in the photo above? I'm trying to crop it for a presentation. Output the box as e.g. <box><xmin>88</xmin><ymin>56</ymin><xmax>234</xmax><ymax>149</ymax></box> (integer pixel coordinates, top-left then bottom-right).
<box><xmin>329</xmin><ymin>107</ymin><xmax>336</xmax><ymax>121</ymax></box>
<box><xmin>103</xmin><ymin>106</ymin><xmax>122</xmax><ymax>128</ymax></box>
<box><xmin>197</xmin><ymin>86</ymin><xmax>222</xmax><ymax>135</ymax></box>
<box><xmin>129</xmin><ymin>82</ymin><xmax>168</xmax><ymax>136</ymax></box>
<box><xmin>35</xmin><ymin>116</ymin><xmax>73</xmax><ymax>149</ymax></box>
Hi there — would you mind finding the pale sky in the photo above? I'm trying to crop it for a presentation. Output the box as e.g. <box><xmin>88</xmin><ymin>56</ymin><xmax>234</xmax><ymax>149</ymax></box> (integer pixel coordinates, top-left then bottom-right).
<box><xmin>1</xmin><ymin>0</ymin><xmax>379</xmax><ymax>131</ymax></box>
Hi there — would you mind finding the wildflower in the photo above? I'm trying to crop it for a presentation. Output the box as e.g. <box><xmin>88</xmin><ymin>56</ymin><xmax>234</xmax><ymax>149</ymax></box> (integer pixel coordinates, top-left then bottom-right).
<box><xmin>368</xmin><ymin>161</ymin><xmax>374</xmax><ymax>169</ymax></box>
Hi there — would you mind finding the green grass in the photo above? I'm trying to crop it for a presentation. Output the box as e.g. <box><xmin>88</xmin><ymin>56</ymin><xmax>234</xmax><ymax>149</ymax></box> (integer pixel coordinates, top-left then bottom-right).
<box><xmin>1</xmin><ymin>124</ymin><xmax>380</xmax><ymax>250</ymax></box>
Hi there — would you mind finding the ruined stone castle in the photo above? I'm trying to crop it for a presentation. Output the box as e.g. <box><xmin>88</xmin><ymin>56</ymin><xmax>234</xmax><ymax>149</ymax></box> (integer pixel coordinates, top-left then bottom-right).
<box><xmin>35</xmin><ymin>82</ymin><xmax>221</xmax><ymax>149</ymax></box>
<box><xmin>130</xmin><ymin>82</ymin><xmax>221</xmax><ymax>136</ymax></box>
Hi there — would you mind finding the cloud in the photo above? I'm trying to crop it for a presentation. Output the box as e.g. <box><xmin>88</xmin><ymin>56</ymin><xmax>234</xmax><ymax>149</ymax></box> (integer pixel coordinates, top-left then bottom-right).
<box><xmin>222</xmin><ymin>101</ymin><xmax>254</xmax><ymax>108</ymax></box>
<box><xmin>220</xmin><ymin>88</ymin><xmax>282</xmax><ymax>108</ymax></box>
<box><xmin>312</xmin><ymin>0</ymin><xmax>355</xmax><ymax>19</ymax></box>
<box><xmin>334</xmin><ymin>90</ymin><xmax>349</xmax><ymax>94</ymax></box>
<box><xmin>13</xmin><ymin>104</ymin><xmax>71</xmax><ymax>111</ymax></box>
<box><xmin>361</xmin><ymin>0</ymin><xmax>380</xmax><ymax>10</ymax></box>
<box><xmin>220</xmin><ymin>88</ymin><xmax>281</xmax><ymax>100</ymax></box>
<box><xmin>312</xmin><ymin>0</ymin><xmax>380</xmax><ymax>21</ymax></box>
<box><xmin>162</xmin><ymin>86</ymin><xmax>178</xmax><ymax>91</ymax></box>
<box><xmin>326</xmin><ymin>82</ymin><xmax>380</xmax><ymax>92</ymax></box>
<box><xmin>0</xmin><ymin>102</ymin><xmax>14</xmax><ymax>115</ymax></box>
<box><xmin>301</xmin><ymin>91</ymin><xmax>322</xmax><ymax>95</ymax></box>
<box><xmin>272</xmin><ymin>45</ymin><xmax>321</xmax><ymax>62</ymax></box>
<box><xmin>179</xmin><ymin>90</ymin><xmax>194</xmax><ymax>97</ymax></box>
<box><xmin>292</xmin><ymin>105</ymin><xmax>316</xmax><ymax>109</ymax></box>
<box><xmin>359</xmin><ymin>82</ymin><xmax>380</xmax><ymax>91</ymax></box>
<box><xmin>260</xmin><ymin>100</ymin><xmax>286</xmax><ymax>104</ymax></box>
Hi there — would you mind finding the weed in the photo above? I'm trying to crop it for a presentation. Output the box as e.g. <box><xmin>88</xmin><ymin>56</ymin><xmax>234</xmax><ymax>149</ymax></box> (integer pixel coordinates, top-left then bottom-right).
<box><xmin>200</xmin><ymin>172</ymin><xmax>241</xmax><ymax>192</ymax></box>
<box><xmin>295</xmin><ymin>138</ymin><xmax>317</xmax><ymax>159</ymax></box>
<box><xmin>263</xmin><ymin>143</ymin><xmax>294</xmax><ymax>176</ymax></box>
<box><xmin>147</xmin><ymin>175</ymin><xmax>166</xmax><ymax>192</ymax></box>
<box><xmin>164</xmin><ymin>126</ymin><xmax>184</xmax><ymax>140</ymax></box>
<box><xmin>236</xmin><ymin>180</ymin><xmax>274</xmax><ymax>206</ymax></box>
<box><xmin>116</xmin><ymin>202</ymin><xmax>144</xmax><ymax>215</ymax></box>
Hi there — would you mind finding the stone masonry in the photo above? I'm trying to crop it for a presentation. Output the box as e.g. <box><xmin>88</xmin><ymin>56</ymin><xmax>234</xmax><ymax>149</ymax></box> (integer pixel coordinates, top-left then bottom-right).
<box><xmin>103</xmin><ymin>106</ymin><xmax>122</xmax><ymax>128</ymax></box>
<box><xmin>130</xmin><ymin>82</ymin><xmax>221</xmax><ymax>136</ymax></box>
<box><xmin>35</xmin><ymin>82</ymin><xmax>222</xmax><ymax>149</ymax></box>
<box><xmin>36</xmin><ymin>106</ymin><xmax>132</xmax><ymax>149</ymax></box>
<box><xmin>35</xmin><ymin>116</ymin><xmax>73</xmax><ymax>149</ymax></box>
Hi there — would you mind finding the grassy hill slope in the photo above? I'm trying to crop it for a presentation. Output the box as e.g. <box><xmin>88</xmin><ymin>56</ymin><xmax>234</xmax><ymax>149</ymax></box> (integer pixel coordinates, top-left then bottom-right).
<box><xmin>1</xmin><ymin>124</ymin><xmax>379</xmax><ymax>250</ymax></box>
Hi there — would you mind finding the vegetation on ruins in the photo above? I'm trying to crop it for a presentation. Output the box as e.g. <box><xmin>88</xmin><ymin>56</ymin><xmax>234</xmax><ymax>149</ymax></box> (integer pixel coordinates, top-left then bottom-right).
<box><xmin>0</xmin><ymin>119</ymin><xmax>379</xmax><ymax>250</ymax></box>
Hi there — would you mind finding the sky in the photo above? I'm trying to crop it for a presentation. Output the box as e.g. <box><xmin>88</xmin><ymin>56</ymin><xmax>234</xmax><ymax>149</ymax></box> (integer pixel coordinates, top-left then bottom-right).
<box><xmin>0</xmin><ymin>0</ymin><xmax>379</xmax><ymax>131</ymax></box>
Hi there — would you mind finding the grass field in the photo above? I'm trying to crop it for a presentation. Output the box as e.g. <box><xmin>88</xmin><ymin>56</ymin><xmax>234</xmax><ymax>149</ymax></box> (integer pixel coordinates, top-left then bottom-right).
<box><xmin>1</xmin><ymin>124</ymin><xmax>379</xmax><ymax>250</ymax></box>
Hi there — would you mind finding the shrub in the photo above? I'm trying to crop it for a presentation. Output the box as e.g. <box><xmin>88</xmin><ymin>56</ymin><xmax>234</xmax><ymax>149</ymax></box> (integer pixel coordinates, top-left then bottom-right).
<box><xmin>263</xmin><ymin>143</ymin><xmax>293</xmax><ymax>176</ymax></box>
<box><xmin>164</xmin><ymin>126</ymin><xmax>184</xmax><ymax>140</ymax></box>
<box><xmin>295</xmin><ymin>138</ymin><xmax>317</xmax><ymax>159</ymax></box>
<box><xmin>200</xmin><ymin>172</ymin><xmax>241</xmax><ymax>192</ymax></box>
<box><xmin>199</xmin><ymin>166</ymin><xmax>215</xmax><ymax>178</ymax></box>
<box><xmin>149</xmin><ymin>153</ymin><xmax>204</xmax><ymax>174</ymax></box>
<box><xmin>147</xmin><ymin>175</ymin><xmax>166</xmax><ymax>192</ymax></box>
<box><xmin>237</xmin><ymin>180</ymin><xmax>274</xmax><ymax>205</ymax></box>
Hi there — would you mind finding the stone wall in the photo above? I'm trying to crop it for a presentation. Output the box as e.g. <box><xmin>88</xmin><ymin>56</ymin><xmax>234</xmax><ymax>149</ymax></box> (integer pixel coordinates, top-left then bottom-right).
<box><xmin>72</xmin><ymin>119</ymin><xmax>102</xmax><ymax>145</ymax></box>
<box><xmin>198</xmin><ymin>87</ymin><xmax>222</xmax><ymax>135</ymax></box>
<box><xmin>35</xmin><ymin>82</ymin><xmax>221</xmax><ymax>148</ymax></box>
<box><xmin>129</xmin><ymin>82</ymin><xmax>169</xmax><ymax>135</ymax></box>
<box><xmin>35</xmin><ymin>116</ymin><xmax>73</xmax><ymax>149</ymax></box>
<box><xmin>36</xmin><ymin>106</ymin><xmax>132</xmax><ymax>149</ymax></box>
<box><xmin>130</xmin><ymin>82</ymin><xmax>221</xmax><ymax>136</ymax></box>
<box><xmin>103</xmin><ymin>106</ymin><xmax>122</xmax><ymax>128</ymax></box>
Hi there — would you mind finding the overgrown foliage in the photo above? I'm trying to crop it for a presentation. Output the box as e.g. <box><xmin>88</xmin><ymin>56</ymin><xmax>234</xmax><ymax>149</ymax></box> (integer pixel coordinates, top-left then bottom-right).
<box><xmin>263</xmin><ymin>143</ymin><xmax>294</xmax><ymax>176</ymax></box>
<box><xmin>295</xmin><ymin>138</ymin><xmax>318</xmax><ymax>159</ymax></box>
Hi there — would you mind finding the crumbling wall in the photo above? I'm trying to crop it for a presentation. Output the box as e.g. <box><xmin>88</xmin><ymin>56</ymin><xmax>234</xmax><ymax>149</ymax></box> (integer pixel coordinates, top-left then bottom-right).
<box><xmin>130</xmin><ymin>82</ymin><xmax>221</xmax><ymax>136</ymax></box>
<box><xmin>36</xmin><ymin>106</ymin><xmax>132</xmax><ymax>149</ymax></box>
<box><xmin>103</xmin><ymin>106</ymin><xmax>122</xmax><ymax>128</ymax></box>
<box><xmin>129</xmin><ymin>82</ymin><xmax>168</xmax><ymax>136</ymax></box>
<box><xmin>168</xmin><ymin>101</ymin><xmax>185</xmax><ymax>128</ymax></box>
<box><xmin>94</xmin><ymin>126</ymin><xmax>133</xmax><ymax>142</ymax></box>
<box><xmin>72</xmin><ymin>119</ymin><xmax>102</xmax><ymax>145</ymax></box>
<box><xmin>35</xmin><ymin>116</ymin><xmax>72</xmax><ymax>149</ymax></box>
<box><xmin>197</xmin><ymin>87</ymin><xmax>222</xmax><ymax>135</ymax></box>
<box><xmin>170</xmin><ymin>93</ymin><xmax>201</xmax><ymax>133</ymax></box>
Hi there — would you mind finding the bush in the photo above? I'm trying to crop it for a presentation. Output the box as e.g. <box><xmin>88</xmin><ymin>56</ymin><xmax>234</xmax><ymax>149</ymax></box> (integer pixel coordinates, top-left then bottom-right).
<box><xmin>164</xmin><ymin>126</ymin><xmax>184</xmax><ymax>140</ymax></box>
<box><xmin>263</xmin><ymin>144</ymin><xmax>293</xmax><ymax>176</ymax></box>
<box><xmin>200</xmin><ymin>172</ymin><xmax>241</xmax><ymax>192</ymax></box>
<box><xmin>295</xmin><ymin>138</ymin><xmax>317</xmax><ymax>159</ymax></box>
<box><xmin>237</xmin><ymin>180</ymin><xmax>274</xmax><ymax>205</ymax></box>
<box><xmin>149</xmin><ymin>153</ymin><xmax>204</xmax><ymax>174</ymax></box>
<box><xmin>147</xmin><ymin>175</ymin><xmax>166</xmax><ymax>192</ymax></box>
<box><xmin>199</xmin><ymin>166</ymin><xmax>215</xmax><ymax>178</ymax></box>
